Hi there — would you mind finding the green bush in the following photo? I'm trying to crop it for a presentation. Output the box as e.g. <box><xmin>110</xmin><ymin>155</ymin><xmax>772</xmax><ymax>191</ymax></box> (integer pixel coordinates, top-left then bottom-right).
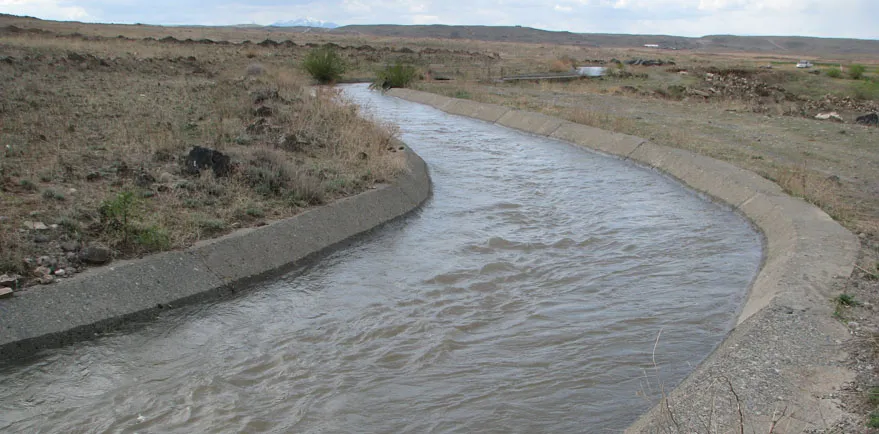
<box><xmin>301</xmin><ymin>46</ymin><xmax>346</xmax><ymax>84</ymax></box>
<box><xmin>100</xmin><ymin>191</ymin><xmax>169</xmax><ymax>251</ymax></box>
<box><xmin>835</xmin><ymin>293</ymin><xmax>857</xmax><ymax>306</ymax></box>
<box><xmin>849</xmin><ymin>64</ymin><xmax>866</xmax><ymax>80</ymax></box>
<box><xmin>851</xmin><ymin>78</ymin><xmax>879</xmax><ymax>100</ymax></box>
<box><xmin>135</xmin><ymin>226</ymin><xmax>170</xmax><ymax>251</ymax></box>
<box><xmin>826</xmin><ymin>68</ymin><xmax>842</xmax><ymax>78</ymax></box>
<box><xmin>18</xmin><ymin>179</ymin><xmax>37</xmax><ymax>191</ymax></box>
<box><xmin>371</xmin><ymin>61</ymin><xmax>419</xmax><ymax>90</ymax></box>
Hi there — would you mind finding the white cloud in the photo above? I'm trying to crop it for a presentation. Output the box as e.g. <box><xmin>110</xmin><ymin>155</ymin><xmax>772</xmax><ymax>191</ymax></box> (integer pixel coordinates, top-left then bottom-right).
<box><xmin>554</xmin><ymin>4</ymin><xmax>572</xmax><ymax>12</ymax></box>
<box><xmin>0</xmin><ymin>0</ymin><xmax>91</xmax><ymax>20</ymax></box>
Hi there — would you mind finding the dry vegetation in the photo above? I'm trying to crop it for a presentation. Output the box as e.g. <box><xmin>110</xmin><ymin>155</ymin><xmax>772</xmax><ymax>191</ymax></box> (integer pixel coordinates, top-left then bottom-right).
<box><xmin>2</xmin><ymin>12</ymin><xmax>879</xmax><ymax>431</ymax></box>
<box><xmin>0</xmin><ymin>24</ymin><xmax>414</xmax><ymax>284</ymax></box>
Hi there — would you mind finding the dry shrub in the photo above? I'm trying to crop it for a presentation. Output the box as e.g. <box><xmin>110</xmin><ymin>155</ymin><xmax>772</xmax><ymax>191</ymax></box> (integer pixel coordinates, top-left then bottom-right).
<box><xmin>246</xmin><ymin>63</ymin><xmax>266</xmax><ymax>76</ymax></box>
<box><xmin>279</xmin><ymin>87</ymin><xmax>405</xmax><ymax>181</ymax></box>
<box><xmin>560</xmin><ymin>107</ymin><xmax>639</xmax><ymax>132</ymax></box>
<box><xmin>0</xmin><ymin>33</ymin><xmax>408</xmax><ymax>284</ymax></box>
<box><xmin>548</xmin><ymin>58</ymin><xmax>572</xmax><ymax>73</ymax></box>
<box><xmin>242</xmin><ymin>147</ymin><xmax>323</xmax><ymax>205</ymax></box>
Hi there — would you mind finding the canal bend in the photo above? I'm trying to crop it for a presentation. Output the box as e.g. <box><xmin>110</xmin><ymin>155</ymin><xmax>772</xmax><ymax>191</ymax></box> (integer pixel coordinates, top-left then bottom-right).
<box><xmin>0</xmin><ymin>84</ymin><xmax>761</xmax><ymax>433</ymax></box>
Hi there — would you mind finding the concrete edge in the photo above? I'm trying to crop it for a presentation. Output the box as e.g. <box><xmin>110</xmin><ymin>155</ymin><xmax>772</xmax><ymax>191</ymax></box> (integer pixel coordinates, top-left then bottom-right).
<box><xmin>388</xmin><ymin>88</ymin><xmax>861</xmax><ymax>432</ymax></box>
<box><xmin>0</xmin><ymin>147</ymin><xmax>432</xmax><ymax>358</ymax></box>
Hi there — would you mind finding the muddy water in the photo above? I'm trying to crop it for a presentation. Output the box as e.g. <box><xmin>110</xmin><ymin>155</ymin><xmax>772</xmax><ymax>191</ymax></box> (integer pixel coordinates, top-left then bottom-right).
<box><xmin>0</xmin><ymin>84</ymin><xmax>761</xmax><ymax>433</ymax></box>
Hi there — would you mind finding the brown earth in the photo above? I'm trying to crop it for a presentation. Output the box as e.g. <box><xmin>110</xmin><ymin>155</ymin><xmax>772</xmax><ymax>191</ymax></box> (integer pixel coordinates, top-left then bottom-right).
<box><xmin>0</xmin><ymin>21</ymin><xmax>414</xmax><ymax>289</ymax></box>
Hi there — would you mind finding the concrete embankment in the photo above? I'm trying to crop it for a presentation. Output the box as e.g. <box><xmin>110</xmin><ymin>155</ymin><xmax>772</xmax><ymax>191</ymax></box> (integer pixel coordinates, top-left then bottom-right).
<box><xmin>0</xmin><ymin>149</ymin><xmax>431</xmax><ymax>357</ymax></box>
<box><xmin>388</xmin><ymin>88</ymin><xmax>860</xmax><ymax>433</ymax></box>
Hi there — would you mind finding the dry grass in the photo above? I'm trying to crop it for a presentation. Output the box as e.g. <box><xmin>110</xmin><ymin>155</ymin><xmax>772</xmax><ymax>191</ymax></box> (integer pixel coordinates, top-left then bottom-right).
<box><xmin>0</xmin><ymin>31</ymin><xmax>406</xmax><ymax>280</ymax></box>
<box><xmin>772</xmin><ymin>163</ymin><xmax>854</xmax><ymax>223</ymax></box>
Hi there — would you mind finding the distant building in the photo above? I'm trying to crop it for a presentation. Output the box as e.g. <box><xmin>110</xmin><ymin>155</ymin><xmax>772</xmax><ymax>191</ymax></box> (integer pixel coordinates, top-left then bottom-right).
<box><xmin>644</xmin><ymin>44</ymin><xmax>660</xmax><ymax>48</ymax></box>
<box><xmin>576</xmin><ymin>66</ymin><xmax>607</xmax><ymax>77</ymax></box>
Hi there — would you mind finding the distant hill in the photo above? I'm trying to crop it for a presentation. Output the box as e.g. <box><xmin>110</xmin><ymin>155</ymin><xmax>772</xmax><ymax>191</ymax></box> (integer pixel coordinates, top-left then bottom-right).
<box><xmin>271</xmin><ymin>18</ymin><xmax>338</xmax><ymax>29</ymax></box>
<box><xmin>332</xmin><ymin>24</ymin><xmax>879</xmax><ymax>56</ymax></box>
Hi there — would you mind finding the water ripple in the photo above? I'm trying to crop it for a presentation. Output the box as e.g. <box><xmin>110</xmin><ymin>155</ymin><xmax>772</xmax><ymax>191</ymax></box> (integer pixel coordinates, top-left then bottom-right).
<box><xmin>0</xmin><ymin>84</ymin><xmax>761</xmax><ymax>433</ymax></box>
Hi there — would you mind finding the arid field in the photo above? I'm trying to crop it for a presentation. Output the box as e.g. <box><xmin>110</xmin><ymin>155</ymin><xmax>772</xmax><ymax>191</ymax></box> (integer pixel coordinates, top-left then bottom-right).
<box><xmin>1</xmin><ymin>13</ymin><xmax>879</xmax><ymax>431</ymax></box>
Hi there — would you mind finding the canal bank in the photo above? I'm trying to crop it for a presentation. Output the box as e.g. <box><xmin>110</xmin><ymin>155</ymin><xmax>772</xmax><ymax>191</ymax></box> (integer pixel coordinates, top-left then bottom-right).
<box><xmin>0</xmin><ymin>85</ymin><xmax>765</xmax><ymax>433</ymax></box>
<box><xmin>387</xmin><ymin>87</ymin><xmax>861</xmax><ymax>433</ymax></box>
<box><xmin>0</xmin><ymin>148</ymin><xmax>431</xmax><ymax>356</ymax></box>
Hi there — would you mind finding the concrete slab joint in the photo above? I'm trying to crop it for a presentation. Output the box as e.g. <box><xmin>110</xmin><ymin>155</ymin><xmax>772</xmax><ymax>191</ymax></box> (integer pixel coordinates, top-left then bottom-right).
<box><xmin>387</xmin><ymin>88</ymin><xmax>860</xmax><ymax>433</ymax></box>
<box><xmin>0</xmin><ymin>148</ymin><xmax>432</xmax><ymax>358</ymax></box>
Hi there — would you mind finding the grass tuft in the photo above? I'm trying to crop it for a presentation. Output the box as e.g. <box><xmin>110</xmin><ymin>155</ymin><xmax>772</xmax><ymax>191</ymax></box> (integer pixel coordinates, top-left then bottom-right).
<box><xmin>302</xmin><ymin>46</ymin><xmax>346</xmax><ymax>84</ymax></box>
<box><xmin>836</xmin><ymin>293</ymin><xmax>857</xmax><ymax>306</ymax></box>
<box><xmin>372</xmin><ymin>61</ymin><xmax>419</xmax><ymax>90</ymax></box>
<box><xmin>849</xmin><ymin>64</ymin><xmax>866</xmax><ymax>80</ymax></box>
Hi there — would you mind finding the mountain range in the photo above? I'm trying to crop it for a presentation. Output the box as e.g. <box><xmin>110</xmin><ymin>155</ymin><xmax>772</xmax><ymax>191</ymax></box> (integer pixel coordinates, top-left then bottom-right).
<box><xmin>270</xmin><ymin>18</ymin><xmax>338</xmax><ymax>29</ymax></box>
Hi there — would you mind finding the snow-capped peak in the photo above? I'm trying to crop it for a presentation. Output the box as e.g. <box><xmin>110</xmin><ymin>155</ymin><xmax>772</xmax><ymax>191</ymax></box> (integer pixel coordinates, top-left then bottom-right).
<box><xmin>270</xmin><ymin>17</ymin><xmax>338</xmax><ymax>28</ymax></box>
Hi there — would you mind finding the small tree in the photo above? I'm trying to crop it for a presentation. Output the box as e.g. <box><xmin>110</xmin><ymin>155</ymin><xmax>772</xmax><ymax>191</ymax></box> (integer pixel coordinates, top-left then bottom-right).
<box><xmin>371</xmin><ymin>61</ymin><xmax>419</xmax><ymax>90</ymax></box>
<box><xmin>826</xmin><ymin>67</ymin><xmax>842</xmax><ymax>78</ymax></box>
<box><xmin>849</xmin><ymin>64</ymin><xmax>866</xmax><ymax>80</ymax></box>
<box><xmin>302</xmin><ymin>46</ymin><xmax>346</xmax><ymax>84</ymax></box>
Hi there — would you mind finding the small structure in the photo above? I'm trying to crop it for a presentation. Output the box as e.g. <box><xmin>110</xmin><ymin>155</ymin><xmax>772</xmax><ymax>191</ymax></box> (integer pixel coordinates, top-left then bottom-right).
<box><xmin>644</xmin><ymin>44</ymin><xmax>660</xmax><ymax>48</ymax></box>
<box><xmin>796</xmin><ymin>60</ymin><xmax>813</xmax><ymax>68</ymax></box>
<box><xmin>575</xmin><ymin>66</ymin><xmax>607</xmax><ymax>77</ymax></box>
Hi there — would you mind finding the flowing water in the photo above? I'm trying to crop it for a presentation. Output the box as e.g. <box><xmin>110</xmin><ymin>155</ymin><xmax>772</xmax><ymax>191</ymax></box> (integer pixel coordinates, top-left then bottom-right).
<box><xmin>0</xmin><ymin>84</ymin><xmax>762</xmax><ymax>433</ymax></box>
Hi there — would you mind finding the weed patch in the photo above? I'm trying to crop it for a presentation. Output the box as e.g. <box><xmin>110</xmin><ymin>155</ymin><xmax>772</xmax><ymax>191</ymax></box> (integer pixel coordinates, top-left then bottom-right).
<box><xmin>372</xmin><ymin>61</ymin><xmax>419</xmax><ymax>89</ymax></box>
<box><xmin>302</xmin><ymin>46</ymin><xmax>346</xmax><ymax>84</ymax></box>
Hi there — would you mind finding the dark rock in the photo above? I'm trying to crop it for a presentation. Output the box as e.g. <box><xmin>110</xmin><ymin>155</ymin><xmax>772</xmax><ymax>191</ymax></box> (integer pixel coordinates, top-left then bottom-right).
<box><xmin>0</xmin><ymin>274</ymin><xmax>21</xmax><ymax>290</ymax></box>
<box><xmin>86</xmin><ymin>171</ymin><xmax>102</xmax><ymax>181</ymax></box>
<box><xmin>135</xmin><ymin>169</ymin><xmax>156</xmax><ymax>186</ymax></box>
<box><xmin>856</xmin><ymin>113</ymin><xmax>878</xmax><ymax>126</ymax></box>
<box><xmin>624</xmin><ymin>58</ymin><xmax>669</xmax><ymax>67</ymax></box>
<box><xmin>253</xmin><ymin>106</ymin><xmax>273</xmax><ymax>117</ymax></box>
<box><xmin>250</xmin><ymin>89</ymin><xmax>280</xmax><ymax>104</ymax></box>
<box><xmin>280</xmin><ymin>134</ymin><xmax>307</xmax><ymax>152</ymax></box>
<box><xmin>61</xmin><ymin>241</ymin><xmax>80</xmax><ymax>252</ymax></box>
<box><xmin>33</xmin><ymin>234</ymin><xmax>50</xmax><ymax>243</ymax></box>
<box><xmin>67</xmin><ymin>51</ymin><xmax>86</xmax><ymax>62</ymax></box>
<box><xmin>183</xmin><ymin>146</ymin><xmax>232</xmax><ymax>177</ymax></box>
<box><xmin>80</xmin><ymin>244</ymin><xmax>112</xmax><ymax>264</ymax></box>
<box><xmin>37</xmin><ymin>256</ymin><xmax>57</xmax><ymax>267</ymax></box>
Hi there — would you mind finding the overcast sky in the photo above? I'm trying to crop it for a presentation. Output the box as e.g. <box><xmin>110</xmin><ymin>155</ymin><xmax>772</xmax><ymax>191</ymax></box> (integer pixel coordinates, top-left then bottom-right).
<box><xmin>1</xmin><ymin>0</ymin><xmax>876</xmax><ymax>39</ymax></box>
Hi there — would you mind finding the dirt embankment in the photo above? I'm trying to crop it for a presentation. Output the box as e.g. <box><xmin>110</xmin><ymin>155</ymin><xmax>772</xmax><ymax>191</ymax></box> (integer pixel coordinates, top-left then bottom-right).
<box><xmin>0</xmin><ymin>30</ymin><xmax>413</xmax><ymax>292</ymax></box>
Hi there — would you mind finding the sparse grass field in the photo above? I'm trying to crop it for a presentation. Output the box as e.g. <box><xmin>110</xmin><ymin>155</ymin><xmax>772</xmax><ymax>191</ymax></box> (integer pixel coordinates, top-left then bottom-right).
<box><xmin>2</xmin><ymin>12</ymin><xmax>879</xmax><ymax>433</ymax></box>
<box><xmin>0</xmin><ymin>22</ymin><xmax>415</xmax><ymax>281</ymax></box>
